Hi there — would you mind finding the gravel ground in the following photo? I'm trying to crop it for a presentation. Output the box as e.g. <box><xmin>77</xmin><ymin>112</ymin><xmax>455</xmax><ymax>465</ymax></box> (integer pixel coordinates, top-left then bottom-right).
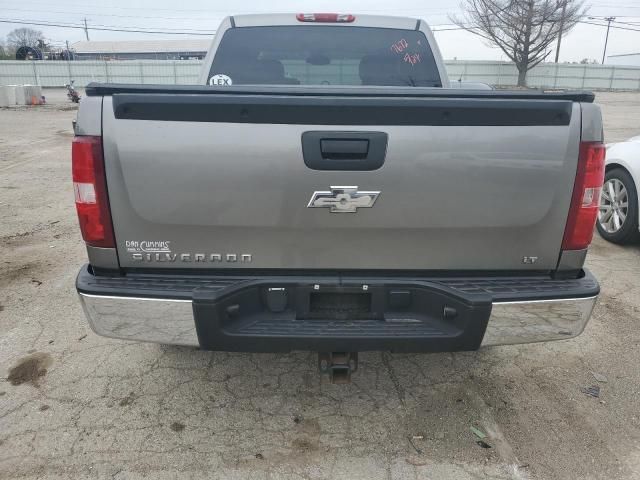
<box><xmin>1</xmin><ymin>90</ymin><xmax>640</xmax><ymax>480</ymax></box>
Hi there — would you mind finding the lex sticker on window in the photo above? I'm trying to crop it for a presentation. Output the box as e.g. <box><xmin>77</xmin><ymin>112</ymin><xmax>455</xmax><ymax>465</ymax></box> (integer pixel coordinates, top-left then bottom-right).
<box><xmin>209</xmin><ymin>74</ymin><xmax>233</xmax><ymax>86</ymax></box>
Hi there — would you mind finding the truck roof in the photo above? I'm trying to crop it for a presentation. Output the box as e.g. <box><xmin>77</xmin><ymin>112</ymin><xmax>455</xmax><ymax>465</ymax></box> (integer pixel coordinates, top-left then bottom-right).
<box><xmin>231</xmin><ymin>13</ymin><xmax>421</xmax><ymax>30</ymax></box>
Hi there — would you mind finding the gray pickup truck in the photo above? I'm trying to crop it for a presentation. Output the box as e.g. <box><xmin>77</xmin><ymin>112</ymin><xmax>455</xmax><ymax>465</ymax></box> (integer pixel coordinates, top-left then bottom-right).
<box><xmin>73</xmin><ymin>13</ymin><xmax>604</xmax><ymax>381</ymax></box>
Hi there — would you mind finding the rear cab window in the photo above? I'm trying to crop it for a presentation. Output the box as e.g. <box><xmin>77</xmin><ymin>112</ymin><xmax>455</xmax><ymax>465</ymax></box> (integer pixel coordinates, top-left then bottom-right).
<box><xmin>208</xmin><ymin>26</ymin><xmax>442</xmax><ymax>87</ymax></box>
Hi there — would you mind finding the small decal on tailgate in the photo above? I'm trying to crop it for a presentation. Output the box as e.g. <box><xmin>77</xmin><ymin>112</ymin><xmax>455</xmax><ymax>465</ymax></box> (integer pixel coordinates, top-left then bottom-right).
<box><xmin>209</xmin><ymin>74</ymin><xmax>232</xmax><ymax>86</ymax></box>
<box><xmin>126</xmin><ymin>240</ymin><xmax>171</xmax><ymax>253</ymax></box>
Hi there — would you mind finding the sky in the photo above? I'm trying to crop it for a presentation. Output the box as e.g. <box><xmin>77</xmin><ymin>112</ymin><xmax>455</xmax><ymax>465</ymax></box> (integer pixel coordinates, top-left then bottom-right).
<box><xmin>1</xmin><ymin>0</ymin><xmax>640</xmax><ymax>62</ymax></box>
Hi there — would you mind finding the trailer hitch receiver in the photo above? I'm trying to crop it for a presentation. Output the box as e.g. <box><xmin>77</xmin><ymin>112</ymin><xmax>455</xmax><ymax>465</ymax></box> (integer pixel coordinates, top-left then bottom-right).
<box><xmin>318</xmin><ymin>352</ymin><xmax>358</xmax><ymax>384</ymax></box>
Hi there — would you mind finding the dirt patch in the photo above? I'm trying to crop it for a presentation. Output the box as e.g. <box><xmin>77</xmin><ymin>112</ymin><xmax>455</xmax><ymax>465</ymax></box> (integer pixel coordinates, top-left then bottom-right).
<box><xmin>7</xmin><ymin>352</ymin><xmax>52</xmax><ymax>387</ymax></box>
<box><xmin>1</xmin><ymin>230</ymin><xmax>36</xmax><ymax>243</ymax></box>
<box><xmin>0</xmin><ymin>304</ymin><xmax>4</xmax><ymax>312</ymax></box>
<box><xmin>0</xmin><ymin>262</ymin><xmax>40</xmax><ymax>289</ymax></box>
<box><xmin>0</xmin><ymin>221</ymin><xmax>62</xmax><ymax>248</ymax></box>
<box><xmin>298</xmin><ymin>417</ymin><xmax>320</xmax><ymax>435</ymax></box>
<box><xmin>292</xmin><ymin>438</ymin><xmax>317</xmax><ymax>452</ymax></box>
<box><xmin>52</xmin><ymin>105</ymin><xmax>79</xmax><ymax>112</ymax></box>
<box><xmin>170</xmin><ymin>421</ymin><xmax>185</xmax><ymax>432</ymax></box>
<box><xmin>119</xmin><ymin>392</ymin><xmax>135</xmax><ymax>407</ymax></box>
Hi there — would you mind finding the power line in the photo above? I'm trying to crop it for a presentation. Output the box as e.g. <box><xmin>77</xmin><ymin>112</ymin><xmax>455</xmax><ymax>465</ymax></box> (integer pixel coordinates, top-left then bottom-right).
<box><xmin>81</xmin><ymin>20</ymin><xmax>215</xmax><ymax>33</ymax></box>
<box><xmin>0</xmin><ymin>16</ymin><xmax>216</xmax><ymax>33</ymax></box>
<box><xmin>0</xmin><ymin>6</ymin><xmax>459</xmax><ymax>27</ymax></box>
<box><xmin>0</xmin><ymin>15</ymin><xmax>463</xmax><ymax>35</ymax></box>
<box><xmin>580</xmin><ymin>19</ymin><xmax>640</xmax><ymax>33</ymax></box>
<box><xmin>3</xmin><ymin>15</ymin><xmax>639</xmax><ymax>40</ymax></box>
<box><xmin>610</xmin><ymin>20</ymin><xmax>640</xmax><ymax>26</ymax></box>
<box><xmin>0</xmin><ymin>1</ymin><xmax>458</xmax><ymax>14</ymax></box>
<box><xmin>0</xmin><ymin>7</ymin><xmax>457</xmax><ymax>32</ymax></box>
<box><xmin>588</xmin><ymin>15</ymin><xmax>640</xmax><ymax>19</ymax></box>
<box><xmin>432</xmin><ymin>26</ymin><xmax>468</xmax><ymax>32</ymax></box>
<box><xmin>0</xmin><ymin>18</ymin><xmax>215</xmax><ymax>35</ymax></box>
<box><xmin>432</xmin><ymin>17</ymin><xmax>640</xmax><ymax>34</ymax></box>
<box><xmin>0</xmin><ymin>6</ymin><xmax>227</xmax><ymax>22</ymax></box>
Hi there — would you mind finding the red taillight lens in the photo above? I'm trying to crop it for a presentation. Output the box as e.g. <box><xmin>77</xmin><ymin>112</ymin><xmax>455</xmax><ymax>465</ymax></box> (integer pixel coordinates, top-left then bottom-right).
<box><xmin>296</xmin><ymin>13</ymin><xmax>355</xmax><ymax>23</ymax></box>
<box><xmin>562</xmin><ymin>141</ymin><xmax>606</xmax><ymax>250</ymax></box>
<box><xmin>72</xmin><ymin>136</ymin><xmax>115</xmax><ymax>248</ymax></box>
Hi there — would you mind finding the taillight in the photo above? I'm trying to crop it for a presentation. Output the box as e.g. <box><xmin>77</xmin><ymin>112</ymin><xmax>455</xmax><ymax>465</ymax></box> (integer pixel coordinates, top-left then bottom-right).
<box><xmin>296</xmin><ymin>13</ymin><xmax>355</xmax><ymax>23</ymax></box>
<box><xmin>72</xmin><ymin>136</ymin><xmax>115</xmax><ymax>248</ymax></box>
<box><xmin>561</xmin><ymin>141</ymin><xmax>606</xmax><ymax>250</ymax></box>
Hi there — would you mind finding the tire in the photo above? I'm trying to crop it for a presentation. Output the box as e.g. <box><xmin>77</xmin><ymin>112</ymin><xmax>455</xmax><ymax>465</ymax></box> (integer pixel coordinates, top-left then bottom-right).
<box><xmin>597</xmin><ymin>167</ymin><xmax>640</xmax><ymax>244</ymax></box>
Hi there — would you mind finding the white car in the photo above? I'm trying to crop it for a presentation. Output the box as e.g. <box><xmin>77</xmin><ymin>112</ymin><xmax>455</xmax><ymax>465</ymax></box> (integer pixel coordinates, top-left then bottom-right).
<box><xmin>597</xmin><ymin>135</ymin><xmax>640</xmax><ymax>244</ymax></box>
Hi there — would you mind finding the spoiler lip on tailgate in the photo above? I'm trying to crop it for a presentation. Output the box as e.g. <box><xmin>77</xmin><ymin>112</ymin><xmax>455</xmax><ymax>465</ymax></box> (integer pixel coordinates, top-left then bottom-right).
<box><xmin>109</xmin><ymin>93</ymin><xmax>574</xmax><ymax>126</ymax></box>
<box><xmin>84</xmin><ymin>82</ymin><xmax>596</xmax><ymax>103</ymax></box>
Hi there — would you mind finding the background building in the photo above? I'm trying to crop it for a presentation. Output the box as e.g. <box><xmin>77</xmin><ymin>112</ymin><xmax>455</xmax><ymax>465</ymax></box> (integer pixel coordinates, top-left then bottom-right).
<box><xmin>607</xmin><ymin>53</ymin><xmax>640</xmax><ymax>67</ymax></box>
<box><xmin>70</xmin><ymin>39</ymin><xmax>211</xmax><ymax>60</ymax></box>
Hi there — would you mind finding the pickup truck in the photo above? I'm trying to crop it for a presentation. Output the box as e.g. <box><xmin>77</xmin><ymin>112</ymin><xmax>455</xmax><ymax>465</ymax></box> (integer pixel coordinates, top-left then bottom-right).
<box><xmin>74</xmin><ymin>13</ymin><xmax>604</xmax><ymax>382</ymax></box>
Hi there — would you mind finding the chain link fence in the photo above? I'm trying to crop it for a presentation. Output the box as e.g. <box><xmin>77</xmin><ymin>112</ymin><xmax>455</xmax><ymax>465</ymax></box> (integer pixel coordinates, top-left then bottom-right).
<box><xmin>1</xmin><ymin>59</ymin><xmax>640</xmax><ymax>90</ymax></box>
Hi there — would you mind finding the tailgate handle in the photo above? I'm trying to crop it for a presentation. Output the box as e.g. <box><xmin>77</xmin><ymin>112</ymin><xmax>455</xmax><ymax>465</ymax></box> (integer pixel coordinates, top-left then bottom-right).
<box><xmin>320</xmin><ymin>139</ymin><xmax>369</xmax><ymax>159</ymax></box>
<box><xmin>302</xmin><ymin>131</ymin><xmax>388</xmax><ymax>171</ymax></box>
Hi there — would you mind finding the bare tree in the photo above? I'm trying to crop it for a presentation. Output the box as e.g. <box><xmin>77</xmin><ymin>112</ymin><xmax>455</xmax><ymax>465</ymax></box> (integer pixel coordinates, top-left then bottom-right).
<box><xmin>451</xmin><ymin>0</ymin><xmax>587</xmax><ymax>86</ymax></box>
<box><xmin>6</xmin><ymin>28</ymin><xmax>45</xmax><ymax>49</ymax></box>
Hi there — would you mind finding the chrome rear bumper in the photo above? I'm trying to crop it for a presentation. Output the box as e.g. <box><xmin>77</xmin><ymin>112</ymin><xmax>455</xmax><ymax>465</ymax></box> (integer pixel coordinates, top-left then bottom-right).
<box><xmin>78</xmin><ymin>293</ymin><xmax>598</xmax><ymax>349</ymax></box>
<box><xmin>481</xmin><ymin>296</ymin><xmax>597</xmax><ymax>346</ymax></box>
<box><xmin>79</xmin><ymin>294</ymin><xmax>198</xmax><ymax>347</ymax></box>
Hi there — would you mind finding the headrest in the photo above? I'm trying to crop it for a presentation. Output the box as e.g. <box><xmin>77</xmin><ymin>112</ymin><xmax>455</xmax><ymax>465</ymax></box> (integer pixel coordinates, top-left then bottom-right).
<box><xmin>359</xmin><ymin>54</ymin><xmax>401</xmax><ymax>86</ymax></box>
<box><xmin>256</xmin><ymin>59</ymin><xmax>285</xmax><ymax>80</ymax></box>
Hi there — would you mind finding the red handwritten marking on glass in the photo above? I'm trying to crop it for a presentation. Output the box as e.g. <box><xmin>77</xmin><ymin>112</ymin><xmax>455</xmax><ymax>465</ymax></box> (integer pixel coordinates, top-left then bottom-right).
<box><xmin>390</xmin><ymin>38</ymin><xmax>409</xmax><ymax>54</ymax></box>
<box><xmin>404</xmin><ymin>53</ymin><xmax>422</xmax><ymax>65</ymax></box>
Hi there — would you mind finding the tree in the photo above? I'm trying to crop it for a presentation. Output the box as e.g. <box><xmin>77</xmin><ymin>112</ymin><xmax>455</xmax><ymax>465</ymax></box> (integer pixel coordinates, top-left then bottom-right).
<box><xmin>6</xmin><ymin>28</ymin><xmax>44</xmax><ymax>49</ymax></box>
<box><xmin>451</xmin><ymin>0</ymin><xmax>587</xmax><ymax>86</ymax></box>
<box><xmin>0</xmin><ymin>40</ymin><xmax>13</xmax><ymax>60</ymax></box>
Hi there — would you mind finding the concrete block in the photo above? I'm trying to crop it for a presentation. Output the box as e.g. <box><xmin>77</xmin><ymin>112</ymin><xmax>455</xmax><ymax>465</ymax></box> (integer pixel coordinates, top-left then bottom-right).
<box><xmin>0</xmin><ymin>85</ymin><xmax>17</xmax><ymax>106</ymax></box>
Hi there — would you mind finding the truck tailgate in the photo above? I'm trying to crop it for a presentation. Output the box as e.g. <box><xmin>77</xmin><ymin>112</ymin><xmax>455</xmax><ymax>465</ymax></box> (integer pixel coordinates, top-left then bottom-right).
<box><xmin>101</xmin><ymin>90</ymin><xmax>582</xmax><ymax>271</ymax></box>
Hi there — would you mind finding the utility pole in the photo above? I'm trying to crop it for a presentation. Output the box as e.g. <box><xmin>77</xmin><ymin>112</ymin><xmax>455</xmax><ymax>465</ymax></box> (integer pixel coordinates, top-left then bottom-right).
<box><xmin>588</xmin><ymin>16</ymin><xmax>616</xmax><ymax>64</ymax></box>
<box><xmin>555</xmin><ymin>0</ymin><xmax>567</xmax><ymax>63</ymax></box>
<box><xmin>83</xmin><ymin>18</ymin><xmax>90</xmax><ymax>41</ymax></box>
<box><xmin>600</xmin><ymin>16</ymin><xmax>615</xmax><ymax>64</ymax></box>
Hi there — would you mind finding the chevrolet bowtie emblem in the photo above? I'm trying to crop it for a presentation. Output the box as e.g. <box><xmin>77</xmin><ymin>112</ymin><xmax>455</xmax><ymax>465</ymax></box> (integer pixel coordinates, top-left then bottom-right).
<box><xmin>307</xmin><ymin>186</ymin><xmax>380</xmax><ymax>213</ymax></box>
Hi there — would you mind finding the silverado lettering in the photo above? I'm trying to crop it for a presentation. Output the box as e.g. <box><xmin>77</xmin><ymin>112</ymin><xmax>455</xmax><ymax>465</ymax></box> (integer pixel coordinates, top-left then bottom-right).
<box><xmin>131</xmin><ymin>253</ymin><xmax>253</xmax><ymax>262</ymax></box>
